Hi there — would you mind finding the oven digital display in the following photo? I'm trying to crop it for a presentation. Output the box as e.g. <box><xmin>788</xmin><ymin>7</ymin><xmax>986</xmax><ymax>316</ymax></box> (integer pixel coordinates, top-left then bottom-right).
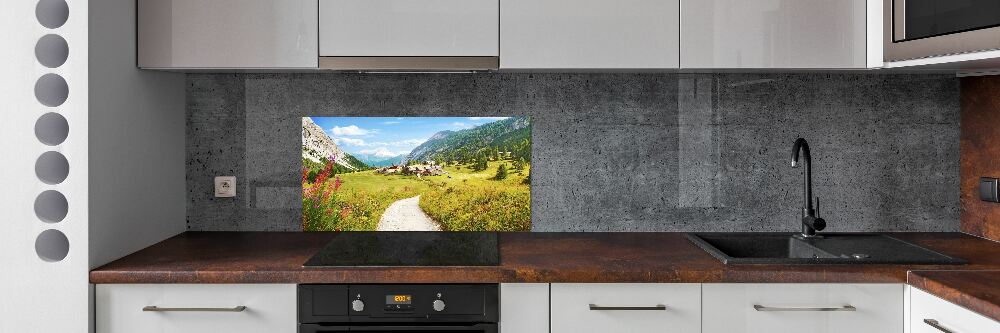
<box><xmin>386</xmin><ymin>295</ymin><xmax>412</xmax><ymax>305</ymax></box>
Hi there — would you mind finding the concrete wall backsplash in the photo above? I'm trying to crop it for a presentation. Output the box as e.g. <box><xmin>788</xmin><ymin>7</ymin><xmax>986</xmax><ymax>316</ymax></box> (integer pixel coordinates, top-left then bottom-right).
<box><xmin>186</xmin><ymin>73</ymin><xmax>960</xmax><ymax>232</ymax></box>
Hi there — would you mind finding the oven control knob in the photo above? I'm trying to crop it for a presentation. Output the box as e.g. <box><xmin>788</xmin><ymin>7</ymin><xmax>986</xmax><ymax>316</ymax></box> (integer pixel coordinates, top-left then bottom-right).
<box><xmin>351</xmin><ymin>299</ymin><xmax>365</xmax><ymax>312</ymax></box>
<box><xmin>432</xmin><ymin>299</ymin><xmax>446</xmax><ymax>312</ymax></box>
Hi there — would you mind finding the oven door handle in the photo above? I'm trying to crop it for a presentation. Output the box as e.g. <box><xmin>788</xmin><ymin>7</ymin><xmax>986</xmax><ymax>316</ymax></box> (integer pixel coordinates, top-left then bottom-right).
<box><xmin>348</xmin><ymin>323</ymin><xmax>497</xmax><ymax>331</ymax></box>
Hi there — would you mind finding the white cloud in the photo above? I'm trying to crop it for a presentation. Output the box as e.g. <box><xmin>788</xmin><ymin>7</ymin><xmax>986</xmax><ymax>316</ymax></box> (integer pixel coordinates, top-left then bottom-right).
<box><xmin>362</xmin><ymin>139</ymin><xmax>425</xmax><ymax>147</ymax></box>
<box><xmin>330</xmin><ymin>125</ymin><xmax>371</xmax><ymax>136</ymax></box>
<box><xmin>359</xmin><ymin>147</ymin><xmax>406</xmax><ymax>158</ymax></box>
<box><xmin>450</xmin><ymin>122</ymin><xmax>472</xmax><ymax>129</ymax></box>
<box><xmin>382</xmin><ymin>121</ymin><xmax>401</xmax><ymax>125</ymax></box>
<box><xmin>398</xmin><ymin>139</ymin><xmax>425</xmax><ymax>146</ymax></box>
<box><xmin>333</xmin><ymin>137</ymin><xmax>366</xmax><ymax>146</ymax></box>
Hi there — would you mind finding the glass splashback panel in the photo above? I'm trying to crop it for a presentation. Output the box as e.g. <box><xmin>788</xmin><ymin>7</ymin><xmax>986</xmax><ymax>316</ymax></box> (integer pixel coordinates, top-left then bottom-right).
<box><xmin>302</xmin><ymin>116</ymin><xmax>531</xmax><ymax>232</ymax></box>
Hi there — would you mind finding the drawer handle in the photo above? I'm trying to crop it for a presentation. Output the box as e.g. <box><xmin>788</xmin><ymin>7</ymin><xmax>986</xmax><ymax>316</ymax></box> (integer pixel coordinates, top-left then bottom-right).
<box><xmin>143</xmin><ymin>306</ymin><xmax>247</xmax><ymax>312</ymax></box>
<box><xmin>588</xmin><ymin>304</ymin><xmax>667</xmax><ymax>311</ymax></box>
<box><xmin>923</xmin><ymin>319</ymin><xmax>955</xmax><ymax>333</ymax></box>
<box><xmin>753</xmin><ymin>304</ymin><xmax>856</xmax><ymax>312</ymax></box>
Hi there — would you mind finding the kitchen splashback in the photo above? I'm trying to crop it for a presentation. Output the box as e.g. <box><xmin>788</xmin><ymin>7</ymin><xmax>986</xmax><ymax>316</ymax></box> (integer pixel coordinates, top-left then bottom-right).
<box><xmin>186</xmin><ymin>73</ymin><xmax>959</xmax><ymax>232</ymax></box>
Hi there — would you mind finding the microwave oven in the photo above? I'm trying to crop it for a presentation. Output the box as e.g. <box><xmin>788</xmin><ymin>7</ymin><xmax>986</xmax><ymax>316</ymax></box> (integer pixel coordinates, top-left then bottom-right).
<box><xmin>884</xmin><ymin>0</ymin><xmax>1000</xmax><ymax>62</ymax></box>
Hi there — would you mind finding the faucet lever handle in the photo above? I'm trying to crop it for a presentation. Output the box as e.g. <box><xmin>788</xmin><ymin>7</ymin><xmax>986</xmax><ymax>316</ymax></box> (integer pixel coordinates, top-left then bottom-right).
<box><xmin>815</xmin><ymin>196</ymin><xmax>820</xmax><ymax>218</ymax></box>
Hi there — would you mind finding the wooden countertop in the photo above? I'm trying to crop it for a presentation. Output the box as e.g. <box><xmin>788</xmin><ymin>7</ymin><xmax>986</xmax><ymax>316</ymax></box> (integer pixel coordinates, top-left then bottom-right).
<box><xmin>91</xmin><ymin>232</ymin><xmax>1000</xmax><ymax>284</ymax></box>
<box><xmin>908</xmin><ymin>270</ymin><xmax>1000</xmax><ymax>323</ymax></box>
<box><xmin>90</xmin><ymin>232</ymin><xmax>1000</xmax><ymax>321</ymax></box>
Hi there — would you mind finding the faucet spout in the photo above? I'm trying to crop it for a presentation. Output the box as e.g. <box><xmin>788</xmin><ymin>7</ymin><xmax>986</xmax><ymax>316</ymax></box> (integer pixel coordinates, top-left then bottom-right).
<box><xmin>791</xmin><ymin>138</ymin><xmax>825</xmax><ymax>237</ymax></box>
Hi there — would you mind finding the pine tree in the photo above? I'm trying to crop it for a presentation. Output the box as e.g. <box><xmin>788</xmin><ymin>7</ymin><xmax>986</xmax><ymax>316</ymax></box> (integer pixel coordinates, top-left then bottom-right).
<box><xmin>493</xmin><ymin>163</ymin><xmax>508</xmax><ymax>180</ymax></box>
<box><xmin>472</xmin><ymin>156</ymin><xmax>488</xmax><ymax>171</ymax></box>
<box><xmin>513</xmin><ymin>157</ymin><xmax>526</xmax><ymax>172</ymax></box>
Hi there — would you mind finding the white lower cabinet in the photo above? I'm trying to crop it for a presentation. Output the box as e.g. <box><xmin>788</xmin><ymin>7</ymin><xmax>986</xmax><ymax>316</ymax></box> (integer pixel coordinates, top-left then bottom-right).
<box><xmin>702</xmin><ymin>284</ymin><xmax>904</xmax><ymax>333</ymax></box>
<box><xmin>550</xmin><ymin>283</ymin><xmax>701</xmax><ymax>333</ymax></box>
<box><xmin>96</xmin><ymin>284</ymin><xmax>297</xmax><ymax>333</ymax></box>
<box><xmin>500</xmin><ymin>283</ymin><xmax>549</xmax><ymax>333</ymax></box>
<box><xmin>909</xmin><ymin>287</ymin><xmax>1000</xmax><ymax>333</ymax></box>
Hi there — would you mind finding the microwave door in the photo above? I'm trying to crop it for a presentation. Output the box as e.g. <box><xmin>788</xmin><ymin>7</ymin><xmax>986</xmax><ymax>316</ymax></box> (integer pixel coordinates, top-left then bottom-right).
<box><xmin>896</xmin><ymin>0</ymin><xmax>1000</xmax><ymax>42</ymax></box>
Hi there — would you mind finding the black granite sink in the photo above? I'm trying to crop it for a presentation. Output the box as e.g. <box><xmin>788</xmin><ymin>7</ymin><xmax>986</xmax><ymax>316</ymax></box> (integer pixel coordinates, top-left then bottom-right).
<box><xmin>686</xmin><ymin>233</ymin><xmax>966</xmax><ymax>265</ymax></box>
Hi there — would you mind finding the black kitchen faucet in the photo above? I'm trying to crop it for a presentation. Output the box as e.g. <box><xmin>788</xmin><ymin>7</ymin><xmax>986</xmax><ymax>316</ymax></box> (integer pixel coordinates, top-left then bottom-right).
<box><xmin>791</xmin><ymin>138</ymin><xmax>826</xmax><ymax>237</ymax></box>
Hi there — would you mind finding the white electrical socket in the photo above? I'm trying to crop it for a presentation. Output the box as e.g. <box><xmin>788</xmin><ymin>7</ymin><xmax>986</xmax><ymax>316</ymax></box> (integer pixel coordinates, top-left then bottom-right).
<box><xmin>215</xmin><ymin>176</ymin><xmax>236</xmax><ymax>197</ymax></box>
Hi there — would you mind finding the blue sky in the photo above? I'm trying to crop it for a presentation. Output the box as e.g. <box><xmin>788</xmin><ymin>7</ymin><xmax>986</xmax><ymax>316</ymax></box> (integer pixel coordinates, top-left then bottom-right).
<box><xmin>308</xmin><ymin>117</ymin><xmax>509</xmax><ymax>158</ymax></box>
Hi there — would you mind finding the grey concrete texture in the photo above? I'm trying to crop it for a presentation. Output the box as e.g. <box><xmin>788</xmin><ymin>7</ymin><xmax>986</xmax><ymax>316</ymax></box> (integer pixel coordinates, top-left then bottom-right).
<box><xmin>186</xmin><ymin>73</ymin><xmax>960</xmax><ymax>232</ymax></box>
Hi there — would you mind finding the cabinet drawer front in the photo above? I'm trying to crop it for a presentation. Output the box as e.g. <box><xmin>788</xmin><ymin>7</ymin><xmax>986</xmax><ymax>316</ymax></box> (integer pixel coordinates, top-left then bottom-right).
<box><xmin>703</xmin><ymin>284</ymin><xmax>903</xmax><ymax>333</ymax></box>
<box><xmin>551</xmin><ymin>283</ymin><xmax>701</xmax><ymax>333</ymax></box>
<box><xmin>910</xmin><ymin>287</ymin><xmax>1000</xmax><ymax>333</ymax></box>
<box><xmin>319</xmin><ymin>0</ymin><xmax>499</xmax><ymax>57</ymax></box>
<box><xmin>96</xmin><ymin>284</ymin><xmax>296</xmax><ymax>333</ymax></box>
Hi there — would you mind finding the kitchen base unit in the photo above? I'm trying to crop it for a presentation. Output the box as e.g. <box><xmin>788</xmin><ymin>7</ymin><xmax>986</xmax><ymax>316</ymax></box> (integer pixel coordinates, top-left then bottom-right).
<box><xmin>95</xmin><ymin>284</ymin><xmax>297</xmax><ymax>333</ymax></box>
<box><xmin>702</xmin><ymin>283</ymin><xmax>903</xmax><ymax>333</ymax></box>
<box><xmin>909</xmin><ymin>286</ymin><xmax>1000</xmax><ymax>333</ymax></box>
<box><xmin>550</xmin><ymin>283</ymin><xmax>702</xmax><ymax>333</ymax></box>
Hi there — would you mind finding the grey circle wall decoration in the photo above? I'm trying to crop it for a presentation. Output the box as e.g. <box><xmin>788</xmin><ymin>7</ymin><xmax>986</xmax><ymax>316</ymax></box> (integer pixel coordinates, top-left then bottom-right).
<box><xmin>35</xmin><ymin>112</ymin><xmax>69</xmax><ymax>145</ymax></box>
<box><xmin>35</xmin><ymin>151</ymin><xmax>69</xmax><ymax>185</ymax></box>
<box><xmin>34</xmin><ymin>73</ymin><xmax>69</xmax><ymax>107</ymax></box>
<box><xmin>35</xmin><ymin>34</ymin><xmax>69</xmax><ymax>68</ymax></box>
<box><xmin>34</xmin><ymin>190</ymin><xmax>68</xmax><ymax>223</ymax></box>
<box><xmin>35</xmin><ymin>229</ymin><xmax>69</xmax><ymax>262</ymax></box>
<box><xmin>36</xmin><ymin>0</ymin><xmax>69</xmax><ymax>29</ymax></box>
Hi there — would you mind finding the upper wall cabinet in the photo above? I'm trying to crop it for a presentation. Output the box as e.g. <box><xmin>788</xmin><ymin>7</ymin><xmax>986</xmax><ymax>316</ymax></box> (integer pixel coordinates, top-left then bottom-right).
<box><xmin>319</xmin><ymin>0</ymin><xmax>499</xmax><ymax>57</ymax></box>
<box><xmin>681</xmin><ymin>0</ymin><xmax>876</xmax><ymax>69</ymax></box>
<box><xmin>501</xmin><ymin>0</ymin><xmax>680</xmax><ymax>69</ymax></box>
<box><xmin>138</xmin><ymin>0</ymin><xmax>318</xmax><ymax>69</ymax></box>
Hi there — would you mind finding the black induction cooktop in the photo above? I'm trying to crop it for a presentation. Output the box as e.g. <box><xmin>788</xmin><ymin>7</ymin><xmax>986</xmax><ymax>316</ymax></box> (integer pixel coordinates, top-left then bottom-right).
<box><xmin>303</xmin><ymin>232</ymin><xmax>499</xmax><ymax>267</ymax></box>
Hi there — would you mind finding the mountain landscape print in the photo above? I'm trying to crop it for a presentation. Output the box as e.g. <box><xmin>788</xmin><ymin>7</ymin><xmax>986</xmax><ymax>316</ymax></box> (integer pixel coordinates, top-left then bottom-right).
<box><xmin>302</xmin><ymin>116</ymin><xmax>531</xmax><ymax>232</ymax></box>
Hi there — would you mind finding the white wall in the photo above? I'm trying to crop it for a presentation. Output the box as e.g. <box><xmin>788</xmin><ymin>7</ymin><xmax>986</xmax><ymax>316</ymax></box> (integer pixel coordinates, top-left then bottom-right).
<box><xmin>0</xmin><ymin>0</ymin><xmax>185</xmax><ymax>331</ymax></box>
<box><xmin>88</xmin><ymin>0</ymin><xmax>186</xmax><ymax>269</ymax></box>
<box><xmin>0</xmin><ymin>0</ymin><xmax>90</xmax><ymax>331</ymax></box>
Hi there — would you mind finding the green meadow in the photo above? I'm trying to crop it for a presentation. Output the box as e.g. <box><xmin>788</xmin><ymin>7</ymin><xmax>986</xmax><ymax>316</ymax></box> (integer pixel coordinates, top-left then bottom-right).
<box><xmin>302</xmin><ymin>160</ymin><xmax>531</xmax><ymax>232</ymax></box>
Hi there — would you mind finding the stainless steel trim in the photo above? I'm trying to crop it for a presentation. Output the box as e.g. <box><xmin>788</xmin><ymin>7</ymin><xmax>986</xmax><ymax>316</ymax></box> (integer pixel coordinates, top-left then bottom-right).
<box><xmin>753</xmin><ymin>304</ymin><xmax>856</xmax><ymax>312</ymax></box>
<box><xmin>892</xmin><ymin>0</ymin><xmax>905</xmax><ymax>41</ymax></box>
<box><xmin>923</xmin><ymin>319</ymin><xmax>955</xmax><ymax>333</ymax></box>
<box><xmin>318</xmin><ymin>57</ymin><xmax>498</xmax><ymax>71</ymax></box>
<box><xmin>588</xmin><ymin>304</ymin><xmax>667</xmax><ymax>311</ymax></box>
<box><xmin>884</xmin><ymin>0</ymin><xmax>1000</xmax><ymax>62</ymax></box>
<box><xmin>142</xmin><ymin>306</ymin><xmax>247</xmax><ymax>312</ymax></box>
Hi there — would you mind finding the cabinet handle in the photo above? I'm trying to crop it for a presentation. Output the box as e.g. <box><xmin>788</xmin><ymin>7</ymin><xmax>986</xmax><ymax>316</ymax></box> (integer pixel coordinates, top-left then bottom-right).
<box><xmin>143</xmin><ymin>306</ymin><xmax>247</xmax><ymax>312</ymax></box>
<box><xmin>923</xmin><ymin>319</ymin><xmax>955</xmax><ymax>333</ymax></box>
<box><xmin>588</xmin><ymin>304</ymin><xmax>666</xmax><ymax>311</ymax></box>
<box><xmin>753</xmin><ymin>304</ymin><xmax>856</xmax><ymax>312</ymax></box>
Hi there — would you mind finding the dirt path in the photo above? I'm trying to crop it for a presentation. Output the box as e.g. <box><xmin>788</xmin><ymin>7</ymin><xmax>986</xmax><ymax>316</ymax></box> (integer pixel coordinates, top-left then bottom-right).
<box><xmin>377</xmin><ymin>195</ymin><xmax>442</xmax><ymax>231</ymax></box>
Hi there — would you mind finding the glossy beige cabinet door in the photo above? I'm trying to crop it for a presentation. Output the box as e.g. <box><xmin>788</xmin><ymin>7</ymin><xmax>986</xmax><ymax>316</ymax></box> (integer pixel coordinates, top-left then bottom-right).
<box><xmin>320</xmin><ymin>0</ymin><xmax>499</xmax><ymax>56</ymax></box>
<box><xmin>681</xmin><ymin>0</ymin><xmax>870</xmax><ymax>68</ymax></box>
<box><xmin>550</xmin><ymin>283</ymin><xmax>701</xmax><ymax>333</ymax></box>
<box><xmin>501</xmin><ymin>0</ymin><xmax>680</xmax><ymax>69</ymax></box>
<box><xmin>702</xmin><ymin>284</ymin><xmax>903</xmax><ymax>333</ymax></box>
<box><xmin>138</xmin><ymin>0</ymin><xmax>318</xmax><ymax>69</ymax></box>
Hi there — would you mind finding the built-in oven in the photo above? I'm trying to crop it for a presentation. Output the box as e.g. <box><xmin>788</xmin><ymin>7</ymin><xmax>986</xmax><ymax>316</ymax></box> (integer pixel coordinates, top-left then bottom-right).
<box><xmin>299</xmin><ymin>284</ymin><xmax>498</xmax><ymax>333</ymax></box>
<box><xmin>885</xmin><ymin>0</ymin><xmax>1000</xmax><ymax>61</ymax></box>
